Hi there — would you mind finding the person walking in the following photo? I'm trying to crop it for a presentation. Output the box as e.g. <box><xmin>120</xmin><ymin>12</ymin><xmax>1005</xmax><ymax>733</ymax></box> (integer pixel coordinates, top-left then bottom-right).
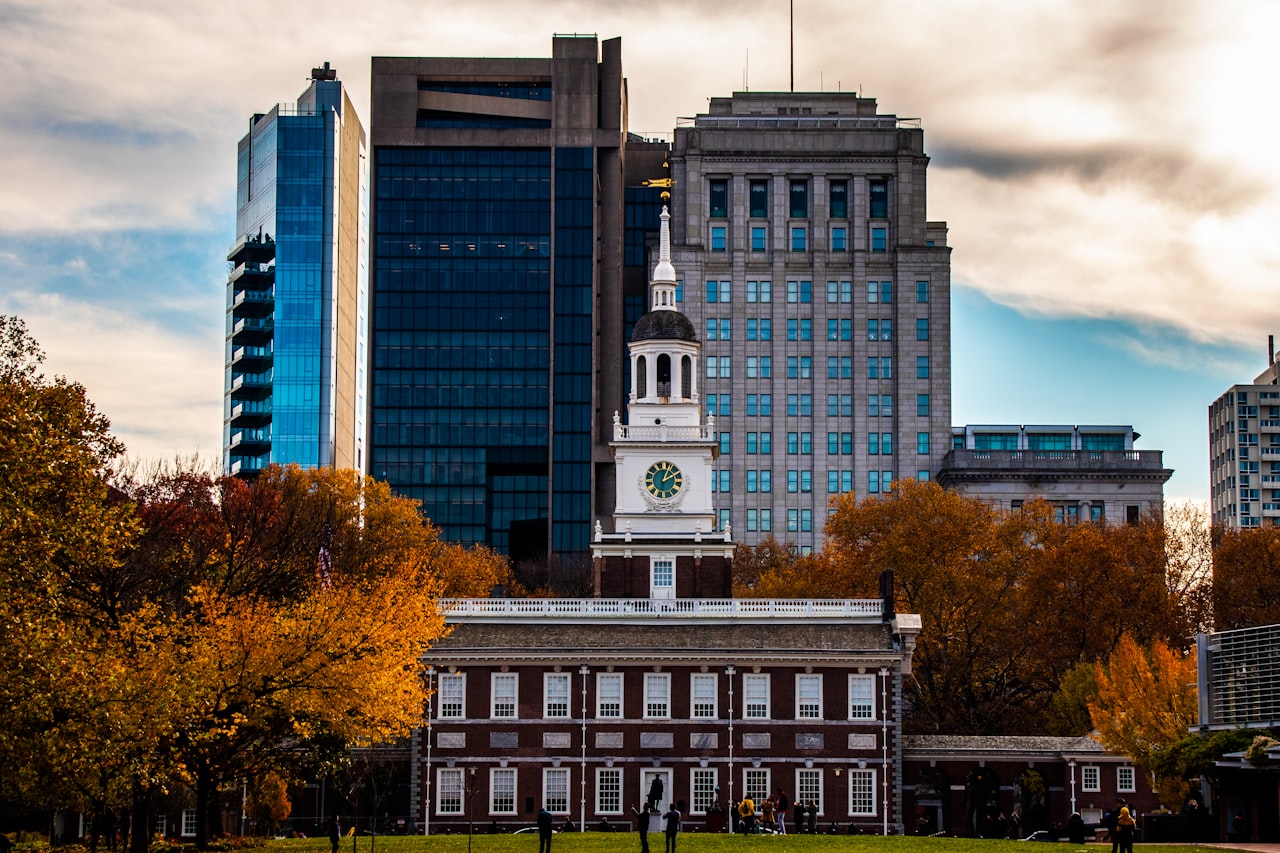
<box><xmin>737</xmin><ymin>796</ymin><xmax>755</xmax><ymax>834</ymax></box>
<box><xmin>663</xmin><ymin>804</ymin><xmax>681</xmax><ymax>853</ymax></box>
<box><xmin>1115</xmin><ymin>807</ymin><xmax>1136</xmax><ymax>853</ymax></box>
<box><xmin>630</xmin><ymin>805</ymin><xmax>651</xmax><ymax>853</ymax></box>
<box><xmin>328</xmin><ymin>817</ymin><xmax>341</xmax><ymax>853</ymax></box>
<box><xmin>537</xmin><ymin>806</ymin><xmax>554</xmax><ymax>853</ymax></box>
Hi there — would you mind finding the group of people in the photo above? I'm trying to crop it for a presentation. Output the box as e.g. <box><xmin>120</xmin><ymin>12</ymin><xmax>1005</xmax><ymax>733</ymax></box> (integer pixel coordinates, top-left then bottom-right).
<box><xmin>734</xmin><ymin>789</ymin><xmax>819</xmax><ymax>834</ymax></box>
<box><xmin>629</xmin><ymin>803</ymin><xmax>682</xmax><ymax>853</ymax></box>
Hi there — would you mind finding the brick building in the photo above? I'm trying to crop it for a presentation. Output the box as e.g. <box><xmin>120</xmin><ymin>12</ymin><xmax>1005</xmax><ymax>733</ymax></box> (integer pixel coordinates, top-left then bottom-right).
<box><xmin>411</xmin><ymin>205</ymin><xmax>922</xmax><ymax>835</ymax></box>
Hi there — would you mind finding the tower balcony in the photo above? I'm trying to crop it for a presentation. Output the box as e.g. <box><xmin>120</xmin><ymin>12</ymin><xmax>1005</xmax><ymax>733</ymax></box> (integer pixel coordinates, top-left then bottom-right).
<box><xmin>231</xmin><ymin>288</ymin><xmax>274</xmax><ymax>317</ymax></box>
<box><xmin>228</xmin><ymin>399</ymin><xmax>272</xmax><ymax>426</ymax></box>
<box><xmin>228</xmin><ymin>427</ymin><xmax>271</xmax><ymax>453</ymax></box>
<box><xmin>228</xmin><ymin>261</ymin><xmax>275</xmax><ymax>289</ymax></box>
<box><xmin>230</xmin><ymin>317</ymin><xmax>273</xmax><ymax>344</ymax></box>
<box><xmin>230</xmin><ymin>343</ymin><xmax>273</xmax><ymax>371</ymax></box>
<box><xmin>229</xmin><ymin>369</ymin><xmax>273</xmax><ymax>398</ymax></box>
<box><xmin>229</xmin><ymin>453</ymin><xmax>270</xmax><ymax>477</ymax></box>
<box><xmin>228</xmin><ymin>234</ymin><xmax>275</xmax><ymax>266</ymax></box>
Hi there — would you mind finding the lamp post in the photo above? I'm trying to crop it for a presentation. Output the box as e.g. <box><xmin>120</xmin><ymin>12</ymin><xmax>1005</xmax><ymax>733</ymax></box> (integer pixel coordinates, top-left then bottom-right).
<box><xmin>580</xmin><ymin>664</ymin><xmax>590</xmax><ymax>833</ymax></box>
<box><xmin>725</xmin><ymin>664</ymin><xmax>736</xmax><ymax>825</ymax></box>
<box><xmin>465</xmin><ymin>766</ymin><xmax>479</xmax><ymax>853</ymax></box>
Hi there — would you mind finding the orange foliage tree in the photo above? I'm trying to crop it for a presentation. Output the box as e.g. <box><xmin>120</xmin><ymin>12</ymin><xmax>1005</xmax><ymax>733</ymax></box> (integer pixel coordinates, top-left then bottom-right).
<box><xmin>1090</xmin><ymin>633</ymin><xmax>1198</xmax><ymax>804</ymax></box>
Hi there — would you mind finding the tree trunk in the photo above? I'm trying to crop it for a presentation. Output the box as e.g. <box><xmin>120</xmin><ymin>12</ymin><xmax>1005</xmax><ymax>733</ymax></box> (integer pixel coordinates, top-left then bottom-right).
<box><xmin>194</xmin><ymin>771</ymin><xmax>216</xmax><ymax>850</ymax></box>
<box><xmin>129</xmin><ymin>786</ymin><xmax>151</xmax><ymax>853</ymax></box>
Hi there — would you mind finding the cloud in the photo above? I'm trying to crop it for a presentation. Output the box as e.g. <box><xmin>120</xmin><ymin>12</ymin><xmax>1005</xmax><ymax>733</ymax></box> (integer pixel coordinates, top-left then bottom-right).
<box><xmin>0</xmin><ymin>289</ymin><xmax>223</xmax><ymax>463</ymax></box>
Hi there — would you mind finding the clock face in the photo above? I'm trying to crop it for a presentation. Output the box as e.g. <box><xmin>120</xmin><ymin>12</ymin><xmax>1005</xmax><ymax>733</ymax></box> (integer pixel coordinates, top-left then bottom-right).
<box><xmin>644</xmin><ymin>461</ymin><xmax>683</xmax><ymax>500</ymax></box>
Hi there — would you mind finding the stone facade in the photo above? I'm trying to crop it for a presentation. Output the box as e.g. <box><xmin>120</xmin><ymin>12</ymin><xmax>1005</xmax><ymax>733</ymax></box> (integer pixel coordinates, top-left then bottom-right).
<box><xmin>938</xmin><ymin>425</ymin><xmax>1171</xmax><ymax>522</ymax></box>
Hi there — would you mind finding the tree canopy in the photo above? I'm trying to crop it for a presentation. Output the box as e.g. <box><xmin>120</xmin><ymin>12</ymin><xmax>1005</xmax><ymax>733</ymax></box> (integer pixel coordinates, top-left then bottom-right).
<box><xmin>0</xmin><ymin>315</ymin><xmax>511</xmax><ymax>849</ymax></box>
<box><xmin>740</xmin><ymin>480</ymin><xmax>1210</xmax><ymax>735</ymax></box>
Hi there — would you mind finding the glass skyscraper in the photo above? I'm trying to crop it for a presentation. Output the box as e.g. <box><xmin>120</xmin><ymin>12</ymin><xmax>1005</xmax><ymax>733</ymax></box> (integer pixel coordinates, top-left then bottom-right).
<box><xmin>224</xmin><ymin>63</ymin><xmax>368</xmax><ymax>476</ymax></box>
<box><xmin>369</xmin><ymin>37</ymin><xmax>642</xmax><ymax>559</ymax></box>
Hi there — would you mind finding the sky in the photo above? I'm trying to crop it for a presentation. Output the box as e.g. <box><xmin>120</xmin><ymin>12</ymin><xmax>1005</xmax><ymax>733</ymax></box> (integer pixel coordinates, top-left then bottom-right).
<box><xmin>3</xmin><ymin>0</ymin><xmax>1279</xmax><ymax>502</ymax></box>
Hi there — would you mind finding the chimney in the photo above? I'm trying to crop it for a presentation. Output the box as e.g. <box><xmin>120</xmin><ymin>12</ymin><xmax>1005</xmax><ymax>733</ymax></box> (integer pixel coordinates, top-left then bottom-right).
<box><xmin>1270</xmin><ymin>335</ymin><xmax>1275</xmax><ymax>366</ymax></box>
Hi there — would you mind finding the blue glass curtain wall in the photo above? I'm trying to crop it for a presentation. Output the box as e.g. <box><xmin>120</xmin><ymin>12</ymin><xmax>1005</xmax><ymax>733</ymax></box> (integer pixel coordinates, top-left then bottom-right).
<box><xmin>371</xmin><ymin>147</ymin><xmax>553</xmax><ymax>552</ymax></box>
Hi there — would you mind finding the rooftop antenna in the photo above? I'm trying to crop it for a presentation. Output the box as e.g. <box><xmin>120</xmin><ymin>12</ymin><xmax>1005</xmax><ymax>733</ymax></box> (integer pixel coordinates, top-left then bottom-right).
<box><xmin>744</xmin><ymin>48</ymin><xmax>749</xmax><ymax>91</ymax></box>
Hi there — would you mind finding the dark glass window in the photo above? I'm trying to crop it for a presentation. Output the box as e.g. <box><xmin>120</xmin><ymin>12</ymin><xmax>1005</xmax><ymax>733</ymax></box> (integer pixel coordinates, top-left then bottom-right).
<box><xmin>869</xmin><ymin>180</ymin><xmax>888</xmax><ymax>218</ymax></box>
<box><xmin>789</xmin><ymin>180</ymin><xmax>808</xmax><ymax>218</ymax></box>
<box><xmin>749</xmin><ymin>180</ymin><xmax>768</xmax><ymax>218</ymax></box>
<box><xmin>709</xmin><ymin>179</ymin><xmax>728</xmax><ymax>218</ymax></box>
<box><xmin>829</xmin><ymin>180</ymin><xmax>848</xmax><ymax>218</ymax></box>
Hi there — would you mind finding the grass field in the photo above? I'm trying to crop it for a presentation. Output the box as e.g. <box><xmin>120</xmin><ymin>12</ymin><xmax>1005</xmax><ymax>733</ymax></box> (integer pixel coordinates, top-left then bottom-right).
<box><xmin>265</xmin><ymin>835</ymin><xmax>1202</xmax><ymax>853</ymax></box>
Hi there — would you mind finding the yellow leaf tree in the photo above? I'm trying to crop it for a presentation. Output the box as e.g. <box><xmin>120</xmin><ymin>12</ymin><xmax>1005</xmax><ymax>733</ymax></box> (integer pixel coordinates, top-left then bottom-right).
<box><xmin>1090</xmin><ymin>633</ymin><xmax>1198</xmax><ymax>805</ymax></box>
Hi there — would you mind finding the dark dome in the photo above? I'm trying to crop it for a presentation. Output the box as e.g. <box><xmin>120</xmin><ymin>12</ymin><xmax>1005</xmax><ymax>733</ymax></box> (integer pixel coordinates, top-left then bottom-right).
<box><xmin>631</xmin><ymin>310</ymin><xmax>696</xmax><ymax>342</ymax></box>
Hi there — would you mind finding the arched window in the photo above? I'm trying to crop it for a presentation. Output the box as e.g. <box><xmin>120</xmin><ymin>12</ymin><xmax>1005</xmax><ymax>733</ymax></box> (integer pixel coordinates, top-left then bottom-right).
<box><xmin>681</xmin><ymin>355</ymin><xmax>693</xmax><ymax>399</ymax></box>
<box><xmin>636</xmin><ymin>356</ymin><xmax>648</xmax><ymax>398</ymax></box>
<box><xmin>657</xmin><ymin>354</ymin><xmax>672</xmax><ymax>398</ymax></box>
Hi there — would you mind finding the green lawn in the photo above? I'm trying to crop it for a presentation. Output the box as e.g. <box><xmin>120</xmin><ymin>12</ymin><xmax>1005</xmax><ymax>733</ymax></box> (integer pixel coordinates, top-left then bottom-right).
<box><xmin>266</xmin><ymin>836</ymin><xmax>1204</xmax><ymax>853</ymax></box>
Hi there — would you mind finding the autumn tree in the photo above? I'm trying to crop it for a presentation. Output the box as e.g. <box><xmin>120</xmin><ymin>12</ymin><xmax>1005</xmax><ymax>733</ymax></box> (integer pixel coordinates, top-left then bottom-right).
<box><xmin>734</xmin><ymin>536</ymin><xmax>832</xmax><ymax>598</ymax></box>
<box><xmin>0</xmin><ymin>316</ymin><xmax>143</xmax><ymax>818</ymax></box>
<box><xmin>1090</xmin><ymin>633</ymin><xmax>1198</xmax><ymax>805</ymax></box>
<box><xmin>1211</xmin><ymin>523</ymin><xmax>1280</xmax><ymax>630</ymax></box>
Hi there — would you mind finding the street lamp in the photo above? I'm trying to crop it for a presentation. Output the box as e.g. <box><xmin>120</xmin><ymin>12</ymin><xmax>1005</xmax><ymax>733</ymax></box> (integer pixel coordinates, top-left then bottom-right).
<box><xmin>465</xmin><ymin>766</ymin><xmax>479</xmax><ymax>853</ymax></box>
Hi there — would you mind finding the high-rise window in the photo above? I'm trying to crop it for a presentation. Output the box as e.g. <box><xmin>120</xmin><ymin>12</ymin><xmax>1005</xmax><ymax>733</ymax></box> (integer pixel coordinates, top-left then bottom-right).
<box><xmin>711</xmin><ymin>226</ymin><xmax>727</xmax><ymax>251</ymax></box>
<box><xmin>869</xmin><ymin>179</ymin><xmax>888</xmax><ymax>218</ymax></box>
<box><xmin>829</xmin><ymin>180</ymin><xmax>848</xmax><ymax>218</ymax></box>
<box><xmin>749</xmin><ymin>179</ymin><xmax>769</xmax><ymax>218</ymax></box>
<box><xmin>709</xmin><ymin>179</ymin><xmax>728</xmax><ymax>218</ymax></box>
<box><xmin>790</xmin><ymin>180</ymin><xmax>809</xmax><ymax>217</ymax></box>
<box><xmin>751</xmin><ymin>226</ymin><xmax>767</xmax><ymax>251</ymax></box>
<box><xmin>871</xmin><ymin>227</ymin><xmax>887</xmax><ymax>252</ymax></box>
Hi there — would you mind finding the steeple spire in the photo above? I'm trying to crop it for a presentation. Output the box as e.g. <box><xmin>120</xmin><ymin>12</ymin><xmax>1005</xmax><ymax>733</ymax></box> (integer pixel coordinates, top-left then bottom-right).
<box><xmin>650</xmin><ymin>206</ymin><xmax>677</xmax><ymax>310</ymax></box>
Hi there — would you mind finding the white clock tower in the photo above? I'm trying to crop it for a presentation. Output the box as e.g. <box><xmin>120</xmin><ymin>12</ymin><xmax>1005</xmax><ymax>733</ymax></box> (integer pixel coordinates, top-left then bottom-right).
<box><xmin>591</xmin><ymin>206</ymin><xmax>734</xmax><ymax>599</ymax></box>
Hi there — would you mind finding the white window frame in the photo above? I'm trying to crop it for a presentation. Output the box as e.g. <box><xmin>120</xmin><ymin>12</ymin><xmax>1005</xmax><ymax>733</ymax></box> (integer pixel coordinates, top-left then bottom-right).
<box><xmin>596</xmin><ymin>768</ymin><xmax>624</xmax><ymax>815</ymax></box>
<box><xmin>744</xmin><ymin>768</ymin><xmax>771</xmax><ymax>803</ymax></box>
<box><xmin>651</xmin><ymin>557</ymin><xmax>675</xmax><ymax>595</ymax></box>
<box><xmin>1082</xmin><ymin>765</ymin><xmax>1100</xmax><ymax>793</ymax></box>
<box><xmin>849</xmin><ymin>769</ymin><xmax>876</xmax><ymax>816</ymax></box>
<box><xmin>544</xmin><ymin>672</ymin><xmax>571</xmax><ymax>719</ymax></box>
<box><xmin>743</xmin><ymin>673</ymin><xmax>771</xmax><ymax>719</ymax></box>
<box><xmin>645</xmin><ymin>672</ymin><xmax>671</xmax><ymax>719</ymax></box>
<box><xmin>796</xmin><ymin>673</ymin><xmax>822</xmax><ymax>719</ymax></box>
<box><xmin>181</xmin><ymin>810</ymin><xmax>197</xmax><ymax>838</ymax></box>
<box><xmin>1117</xmin><ymin>765</ymin><xmax>1136</xmax><ymax>793</ymax></box>
<box><xmin>490</xmin><ymin>768</ymin><xmax>517</xmax><ymax>815</ymax></box>
<box><xmin>437</xmin><ymin>768</ymin><xmax>464</xmax><ymax>815</ymax></box>
<box><xmin>438</xmin><ymin>672</ymin><xmax>465</xmax><ymax>719</ymax></box>
<box><xmin>796</xmin><ymin>768</ymin><xmax>822</xmax><ymax>815</ymax></box>
<box><xmin>491</xmin><ymin>672</ymin><xmax>518</xmax><ymax>719</ymax></box>
<box><xmin>544</xmin><ymin>768</ymin><xmax>571</xmax><ymax>815</ymax></box>
<box><xmin>597</xmin><ymin>672</ymin><xmax>623</xmax><ymax>719</ymax></box>
<box><xmin>691</xmin><ymin>673</ymin><xmax>718</xmax><ymax>719</ymax></box>
<box><xmin>691</xmin><ymin>768</ymin><xmax>719</xmax><ymax>815</ymax></box>
<box><xmin>849</xmin><ymin>674</ymin><xmax>875</xmax><ymax>720</ymax></box>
